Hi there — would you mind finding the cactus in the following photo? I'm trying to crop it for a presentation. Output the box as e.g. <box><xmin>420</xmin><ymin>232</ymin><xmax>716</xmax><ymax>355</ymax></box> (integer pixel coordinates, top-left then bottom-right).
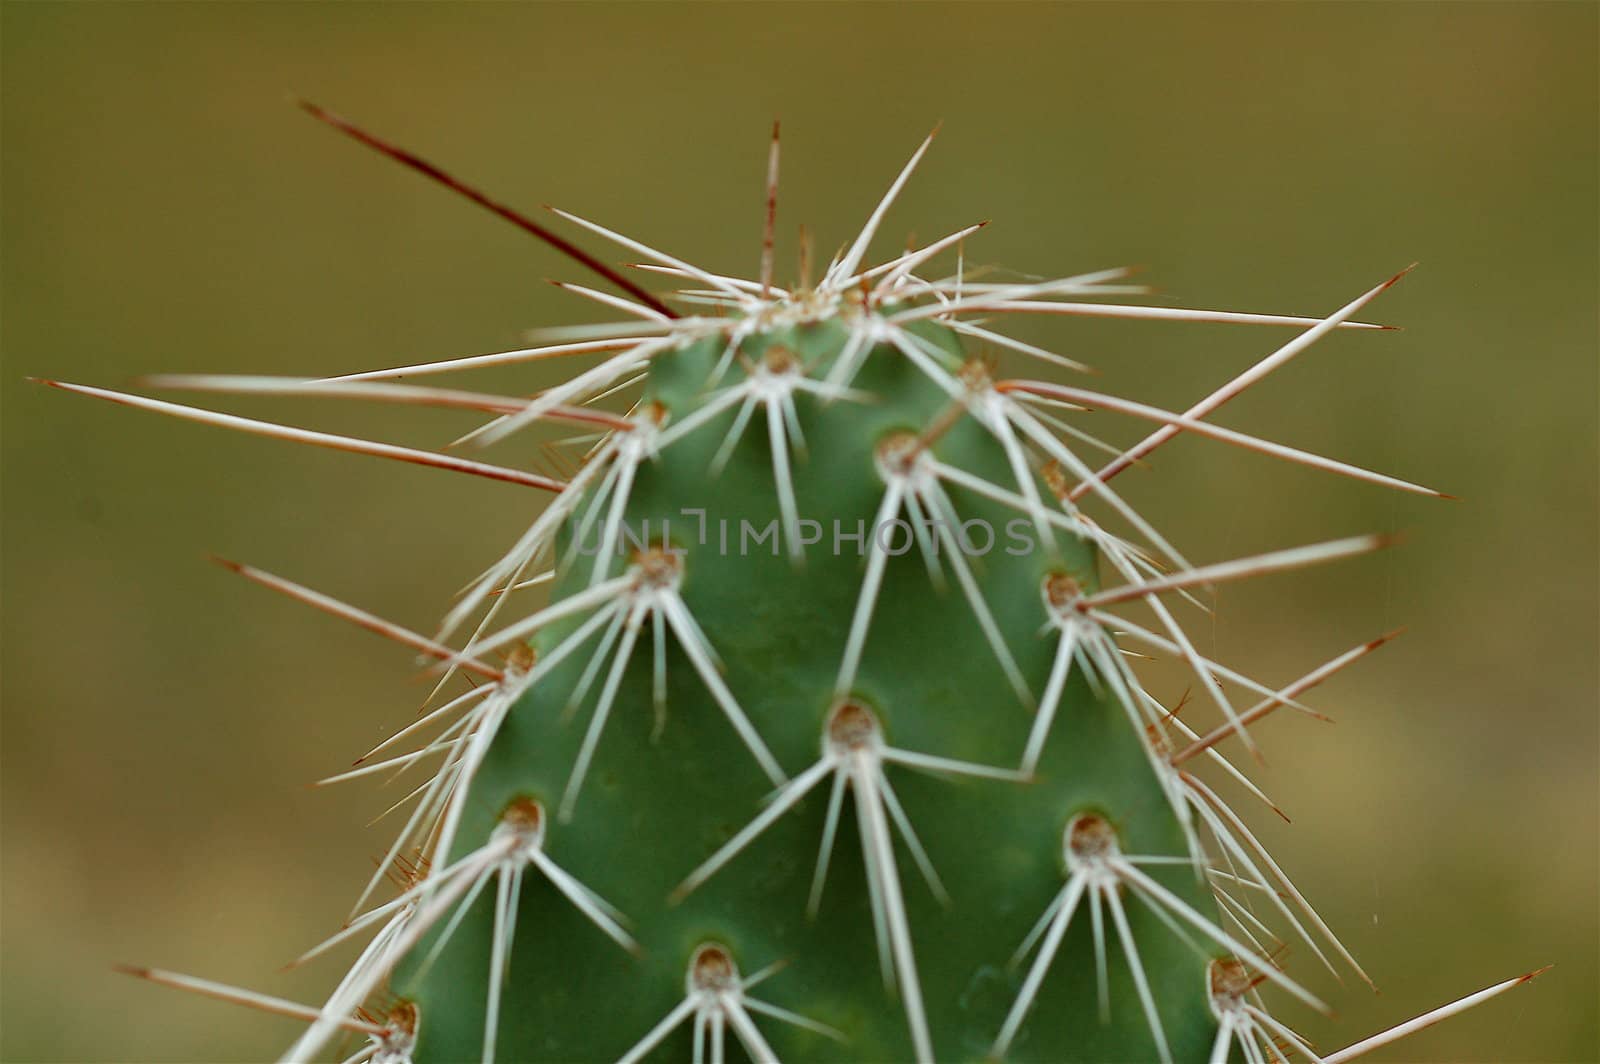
<box><xmin>50</xmin><ymin>109</ymin><xmax>1546</xmax><ymax>1063</ymax></box>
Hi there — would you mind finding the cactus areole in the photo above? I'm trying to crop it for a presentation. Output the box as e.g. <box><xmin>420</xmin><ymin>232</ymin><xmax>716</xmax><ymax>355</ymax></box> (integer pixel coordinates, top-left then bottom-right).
<box><xmin>71</xmin><ymin>110</ymin><xmax>1548</xmax><ymax>1064</ymax></box>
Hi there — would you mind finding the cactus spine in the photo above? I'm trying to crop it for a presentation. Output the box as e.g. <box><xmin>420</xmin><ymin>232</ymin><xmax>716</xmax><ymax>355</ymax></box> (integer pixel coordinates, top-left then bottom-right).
<box><xmin>61</xmin><ymin>111</ymin><xmax>1546</xmax><ymax>1063</ymax></box>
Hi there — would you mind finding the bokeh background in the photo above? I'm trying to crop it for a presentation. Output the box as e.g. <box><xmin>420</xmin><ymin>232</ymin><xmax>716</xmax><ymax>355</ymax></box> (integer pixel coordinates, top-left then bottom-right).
<box><xmin>3</xmin><ymin>3</ymin><xmax>1596</xmax><ymax>1061</ymax></box>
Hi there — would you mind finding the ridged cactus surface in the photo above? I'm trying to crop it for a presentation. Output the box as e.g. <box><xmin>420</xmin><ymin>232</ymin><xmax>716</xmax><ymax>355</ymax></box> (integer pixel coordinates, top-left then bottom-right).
<box><xmin>56</xmin><ymin>111</ymin><xmax>1546</xmax><ymax>1064</ymax></box>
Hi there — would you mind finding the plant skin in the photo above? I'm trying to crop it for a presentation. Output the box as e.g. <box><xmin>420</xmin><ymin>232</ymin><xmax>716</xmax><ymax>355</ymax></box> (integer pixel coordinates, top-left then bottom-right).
<box><xmin>53</xmin><ymin>108</ymin><xmax>1549</xmax><ymax>1063</ymax></box>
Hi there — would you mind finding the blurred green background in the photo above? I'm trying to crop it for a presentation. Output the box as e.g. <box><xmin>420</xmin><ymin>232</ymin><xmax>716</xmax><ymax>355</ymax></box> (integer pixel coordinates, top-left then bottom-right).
<box><xmin>3</xmin><ymin>2</ymin><xmax>1595</xmax><ymax>1061</ymax></box>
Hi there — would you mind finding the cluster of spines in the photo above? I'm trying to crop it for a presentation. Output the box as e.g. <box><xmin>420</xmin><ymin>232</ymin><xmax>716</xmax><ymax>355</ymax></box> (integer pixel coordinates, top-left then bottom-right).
<box><xmin>46</xmin><ymin>109</ymin><xmax>1548</xmax><ymax>1062</ymax></box>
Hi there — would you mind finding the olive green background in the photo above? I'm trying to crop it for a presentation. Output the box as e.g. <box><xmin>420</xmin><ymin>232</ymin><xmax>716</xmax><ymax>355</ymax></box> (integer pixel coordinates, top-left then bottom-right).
<box><xmin>2</xmin><ymin>2</ymin><xmax>1595</xmax><ymax>1061</ymax></box>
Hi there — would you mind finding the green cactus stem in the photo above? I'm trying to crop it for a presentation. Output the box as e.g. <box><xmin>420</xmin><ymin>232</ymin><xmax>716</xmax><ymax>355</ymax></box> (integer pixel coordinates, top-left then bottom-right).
<box><xmin>66</xmin><ymin>110</ymin><xmax>1548</xmax><ymax>1064</ymax></box>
